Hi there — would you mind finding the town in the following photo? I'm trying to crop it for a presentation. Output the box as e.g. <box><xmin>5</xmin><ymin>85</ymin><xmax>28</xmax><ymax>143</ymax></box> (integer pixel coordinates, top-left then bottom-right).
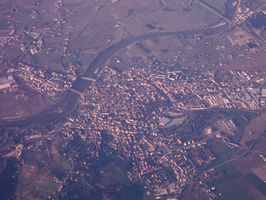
<box><xmin>0</xmin><ymin>0</ymin><xmax>265</xmax><ymax>200</ymax></box>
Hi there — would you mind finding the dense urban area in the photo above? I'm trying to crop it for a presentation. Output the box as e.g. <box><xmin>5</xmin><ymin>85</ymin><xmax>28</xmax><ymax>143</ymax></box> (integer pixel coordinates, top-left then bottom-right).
<box><xmin>0</xmin><ymin>0</ymin><xmax>266</xmax><ymax>200</ymax></box>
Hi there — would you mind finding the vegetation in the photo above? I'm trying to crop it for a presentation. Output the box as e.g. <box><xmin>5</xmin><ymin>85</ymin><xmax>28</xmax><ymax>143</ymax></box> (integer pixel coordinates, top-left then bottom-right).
<box><xmin>245</xmin><ymin>173</ymin><xmax>266</xmax><ymax>196</ymax></box>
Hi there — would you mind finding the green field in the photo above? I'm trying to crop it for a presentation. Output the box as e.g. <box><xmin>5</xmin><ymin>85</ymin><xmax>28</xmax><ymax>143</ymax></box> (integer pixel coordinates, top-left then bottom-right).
<box><xmin>0</xmin><ymin>17</ymin><xmax>9</xmax><ymax>29</ymax></box>
<box><xmin>207</xmin><ymin>163</ymin><xmax>241</xmax><ymax>186</ymax></box>
<box><xmin>216</xmin><ymin>178</ymin><xmax>253</xmax><ymax>200</ymax></box>
<box><xmin>206</xmin><ymin>140</ymin><xmax>240</xmax><ymax>169</ymax></box>
<box><xmin>245</xmin><ymin>173</ymin><xmax>266</xmax><ymax>196</ymax></box>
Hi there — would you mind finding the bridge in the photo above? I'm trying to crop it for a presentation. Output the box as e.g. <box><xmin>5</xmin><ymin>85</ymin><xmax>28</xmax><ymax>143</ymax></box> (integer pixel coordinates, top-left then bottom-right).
<box><xmin>80</xmin><ymin>76</ymin><xmax>97</xmax><ymax>82</ymax></box>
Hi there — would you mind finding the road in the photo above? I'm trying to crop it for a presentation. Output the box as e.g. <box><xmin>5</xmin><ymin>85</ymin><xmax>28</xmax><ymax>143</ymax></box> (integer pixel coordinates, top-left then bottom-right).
<box><xmin>181</xmin><ymin>115</ymin><xmax>266</xmax><ymax>199</ymax></box>
<box><xmin>197</xmin><ymin>0</ymin><xmax>266</xmax><ymax>44</ymax></box>
<box><xmin>0</xmin><ymin>22</ymin><xmax>230</xmax><ymax>127</ymax></box>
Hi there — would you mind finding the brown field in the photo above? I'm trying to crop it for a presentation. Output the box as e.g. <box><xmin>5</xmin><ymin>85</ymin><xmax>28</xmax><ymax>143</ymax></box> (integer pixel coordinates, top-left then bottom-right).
<box><xmin>0</xmin><ymin>0</ymin><xmax>236</xmax><ymax>121</ymax></box>
<box><xmin>222</xmin><ymin>50</ymin><xmax>266</xmax><ymax>72</ymax></box>
<box><xmin>207</xmin><ymin>155</ymin><xmax>266</xmax><ymax>200</ymax></box>
<box><xmin>218</xmin><ymin>176</ymin><xmax>266</xmax><ymax>200</ymax></box>
<box><xmin>0</xmin><ymin>91</ymin><xmax>52</xmax><ymax>120</ymax></box>
<box><xmin>254</xmin><ymin>134</ymin><xmax>266</xmax><ymax>155</ymax></box>
<box><xmin>182</xmin><ymin>185</ymin><xmax>210</xmax><ymax>200</ymax></box>
<box><xmin>203</xmin><ymin>0</ymin><xmax>227</xmax><ymax>13</ymax></box>
<box><xmin>233</xmin><ymin>154</ymin><xmax>264</xmax><ymax>175</ymax></box>
<box><xmin>231</xmin><ymin>154</ymin><xmax>266</xmax><ymax>200</ymax></box>
<box><xmin>1</xmin><ymin>0</ymin><xmax>264</xmax><ymax>123</ymax></box>
<box><xmin>240</xmin><ymin>112</ymin><xmax>266</xmax><ymax>148</ymax></box>
<box><xmin>15</xmin><ymin>163</ymin><xmax>59</xmax><ymax>200</ymax></box>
